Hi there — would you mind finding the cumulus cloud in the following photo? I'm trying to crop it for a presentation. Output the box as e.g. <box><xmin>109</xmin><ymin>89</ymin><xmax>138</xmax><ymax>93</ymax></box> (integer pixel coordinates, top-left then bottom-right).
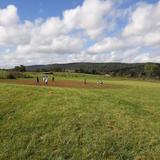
<box><xmin>0</xmin><ymin>5</ymin><xmax>29</xmax><ymax>46</ymax></box>
<box><xmin>0</xmin><ymin>3</ymin><xmax>85</xmax><ymax>67</ymax></box>
<box><xmin>121</xmin><ymin>1</ymin><xmax>160</xmax><ymax>48</ymax></box>
<box><xmin>87</xmin><ymin>1</ymin><xmax>160</xmax><ymax>63</ymax></box>
<box><xmin>123</xmin><ymin>1</ymin><xmax>160</xmax><ymax>36</ymax></box>
<box><xmin>0</xmin><ymin>0</ymin><xmax>160</xmax><ymax>68</ymax></box>
<box><xmin>63</xmin><ymin>0</ymin><xmax>112</xmax><ymax>39</ymax></box>
<box><xmin>0</xmin><ymin>5</ymin><xmax>19</xmax><ymax>26</ymax></box>
<box><xmin>0</xmin><ymin>0</ymin><xmax>113</xmax><ymax>46</ymax></box>
<box><xmin>16</xmin><ymin>36</ymin><xmax>84</xmax><ymax>55</ymax></box>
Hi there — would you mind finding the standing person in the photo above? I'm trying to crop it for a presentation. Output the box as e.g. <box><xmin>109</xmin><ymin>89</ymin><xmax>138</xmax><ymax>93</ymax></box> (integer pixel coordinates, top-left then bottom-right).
<box><xmin>36</xmin><ymin>77</ymin><xmax>39</xmax><ymax>85</ymax></box>
<box><xmin>43</xmin><ymin>76</ymin><xmax>45</xmax><ymax>83</ymax></box>
<box><xmin>45</xmin><ymin>77</ymin><xmax>48</xmax><ymax>86</ymax></box>
<box><xmin>52</xmin><ymin>76</ymin><xmax>55</xmax><ymax>82</ymax></box>
<box><xmin>84</xmin><ymin>78</ymin><xmax>87</xmax><ymax>85</ymax></box>
<box><xmin>97</xmin><ymin>80</ymin><xmax>99</xmax><ymax>85</ymax></box>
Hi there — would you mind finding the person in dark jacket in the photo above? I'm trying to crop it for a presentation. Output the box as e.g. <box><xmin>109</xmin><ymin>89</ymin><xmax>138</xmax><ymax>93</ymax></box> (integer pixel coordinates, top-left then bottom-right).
<box><xmin>52</xmin><ymin>76</ymin><xmax>55</xmax><ymax>82</ymax></box>
<box><xmin>36</xmin><ymin>77</ymin><xmax>40</xmax><ymax>85</ymax></box>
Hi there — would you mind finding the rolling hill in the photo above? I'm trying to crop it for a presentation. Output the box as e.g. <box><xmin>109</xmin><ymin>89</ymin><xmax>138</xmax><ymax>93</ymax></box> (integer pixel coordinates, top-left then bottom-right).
<box><xmin>26</xmin><ymin>62</ymin><xmax>160</xmax><ymax>78</ymax></box>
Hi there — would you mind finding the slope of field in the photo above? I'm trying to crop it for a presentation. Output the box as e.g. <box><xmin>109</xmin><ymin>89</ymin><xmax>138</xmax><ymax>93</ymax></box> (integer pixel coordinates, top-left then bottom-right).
<box><xmin>0</xmin><ymin>79</ymin><xmax>160</xmax><ymax>160</ymax></box>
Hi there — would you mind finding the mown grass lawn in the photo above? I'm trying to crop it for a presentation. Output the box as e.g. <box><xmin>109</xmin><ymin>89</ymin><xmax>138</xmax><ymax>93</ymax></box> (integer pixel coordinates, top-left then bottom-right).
<box><xmin>0</xmin><ymin>79</ymin><xmax>160</xmax><ymax>160</ymax></box>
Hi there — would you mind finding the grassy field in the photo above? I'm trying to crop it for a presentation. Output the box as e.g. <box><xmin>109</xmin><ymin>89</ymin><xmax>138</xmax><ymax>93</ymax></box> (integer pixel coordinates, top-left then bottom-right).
<box><xmin>0</xmin><ymin>70</ymin><xmax>109</xmax><ymax>81</ymax></box>
<box><xmin>0</xmin><ymin>74</ymin><xmax>160</xmax><ymax>160</ymax></box>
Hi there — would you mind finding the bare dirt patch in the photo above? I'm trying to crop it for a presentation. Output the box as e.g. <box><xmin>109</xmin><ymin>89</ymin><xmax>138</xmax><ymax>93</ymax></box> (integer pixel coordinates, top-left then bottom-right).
<box><xmin>0</xmin><ymin>79</ymin><xmax>124</xmax><ymax>89</ymax></box>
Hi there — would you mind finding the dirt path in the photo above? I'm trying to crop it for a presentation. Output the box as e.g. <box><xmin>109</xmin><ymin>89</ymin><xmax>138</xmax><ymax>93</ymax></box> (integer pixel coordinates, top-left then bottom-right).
<box><xmin>0</xmin><ymin>79</ymin><xmax>124</xmax><ymax>89</ymax></box>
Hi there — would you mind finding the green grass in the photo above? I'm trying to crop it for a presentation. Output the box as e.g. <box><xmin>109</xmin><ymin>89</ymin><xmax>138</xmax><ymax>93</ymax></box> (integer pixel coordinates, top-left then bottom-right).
<box><xmin>0</xmin><ymin>77</ymin><xmax>160</xmax><ymax>160</ymax></box>
<box><xmin>0</xmin><ymin>70</ymin><xmax>109</xmax><ymax>81</ymax></box>
<box><xmin>24</xmin><ymin>71</ymin><xmax>111</xmax><ymax>81</ymax></box>
<box><xmin>0</xmin><ymin>70</ymin><xmax>8</xmax><ymax>79</ymax></box>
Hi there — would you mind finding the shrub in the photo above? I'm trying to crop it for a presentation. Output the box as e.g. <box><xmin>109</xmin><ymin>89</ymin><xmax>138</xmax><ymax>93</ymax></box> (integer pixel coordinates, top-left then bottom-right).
<box><xmin>6</xmin><ymin>72</ymin><xmax>16</xmax><ymax>79</ymax></box>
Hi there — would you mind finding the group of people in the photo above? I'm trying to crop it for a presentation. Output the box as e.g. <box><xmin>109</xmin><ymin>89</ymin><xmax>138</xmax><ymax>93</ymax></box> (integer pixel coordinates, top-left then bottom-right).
<box><xmin>36</xmin><ymin>76</ymin><xmax>55</xmax><ymax>85</ymax></box>
<box><xmin>83</xmin><ymin>79</ymin><xmax>103</xmax><ymax>85</ymax></box>
<box><xmin>43</xmin><ymin>76</ymin><xmax>49</xmax><ymax>85</ymax></box>
<box><xmin>36</xmin><ymin>76</ymin><xmax>103</xmax><ymax>86</ymax></box>
<box><xmin>96</xmin><ymin>80</ymin><xmax>103</xmax><ymax>85</ymax></box>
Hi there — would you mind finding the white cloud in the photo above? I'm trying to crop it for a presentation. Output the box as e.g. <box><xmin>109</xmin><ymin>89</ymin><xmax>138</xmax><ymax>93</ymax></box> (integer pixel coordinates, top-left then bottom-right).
<box><xmin>1</xmin><ymin>0</ymin><xmax>112</xmax><ymax>46</ymax></box>
<box><xmin>87</xmin><ymin>37</ymin><xmax>128</xmax><ymax>54</ymax></box>
<box><xmin>0</xmin><ymin>5</ymin><xmax>30</xmax><ymax>46</ymax></box>
<box><xmin>40</xmin><ymin>17</ymin><xmax>68</xmax><ymax>37</ymax></box>
<box><xmin>87</xmin><ymin>31</ymin><xmax>160</xmax><ymax>55</ymax></box>
<box><xmin>0</xmin><ymin>1</ymin><xmax>112</xmax><ymax>68</ymax></box>
<box><xmin>0</xmin><ymin>0</ymin><xmax>160</xmax><ymax>68</ymax></box>
<box><xmin>16</xmin><ymin>36</ymin><xmax>84</xmax><ymax>54</ymax></box>
<box><xmin>0</xmin><ymin>5</ymin><xmax>19</xmax><ymax>26</ymax></box>
<box><xmin>87</xmin><ymin>1</ymin><xmax>160</xmax><ymax>63</ymax></box>
<box><xmin>123</xmin><ymin>1</ymin><xmax>160</xmax><ymax>36</ymax></box>
<box><xmin>0</xmin><ymin>24</ymin><xmax>31</xmax><ymax>46</ymax></box>
<box><xmin>63</xmin><ymin>0</ymin><xmax>113</xmax><ymax>39</ymax></box>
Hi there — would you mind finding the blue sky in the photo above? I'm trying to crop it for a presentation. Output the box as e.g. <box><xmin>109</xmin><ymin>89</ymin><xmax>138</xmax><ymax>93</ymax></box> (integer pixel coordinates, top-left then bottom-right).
<box><xmin>0</xmin><ymin>0</ymin><xmax>160</xmax><ymax>68</ymax></box>
<box><xmin>0</xmin><ymin>0</ymin><xmax>83</xmax><ymax>20</ymax></box>
<box><xmin>0</xmin><ymin>0</ymin><xmax>158</xmax><ymax>21</ymax></box>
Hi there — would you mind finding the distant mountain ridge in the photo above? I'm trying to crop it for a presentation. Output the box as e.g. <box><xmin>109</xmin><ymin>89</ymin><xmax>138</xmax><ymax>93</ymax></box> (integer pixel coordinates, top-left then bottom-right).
<box><xmin>26</xmin><ymin>62</ymin><xmax>160</xmax><ymax>78</ymax></box>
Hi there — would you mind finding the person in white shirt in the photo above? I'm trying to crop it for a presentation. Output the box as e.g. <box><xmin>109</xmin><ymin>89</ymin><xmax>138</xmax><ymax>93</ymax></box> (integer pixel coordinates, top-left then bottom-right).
<box><xmin>43</xmin><ymin>77</ymin><xmax>45</xmax><ymax>82</ymax></box>
<box><xmin>45</xmin><ymin>77</ymin><xmax>48</xmax><ymax>85</ymax></box>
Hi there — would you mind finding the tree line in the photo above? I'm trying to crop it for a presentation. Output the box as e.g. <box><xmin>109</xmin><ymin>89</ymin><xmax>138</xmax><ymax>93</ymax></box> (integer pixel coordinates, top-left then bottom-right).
<box><xmin>11</xmin><ymin>63</ymin><xmax>160</xmax><ymax>79</ymax></box>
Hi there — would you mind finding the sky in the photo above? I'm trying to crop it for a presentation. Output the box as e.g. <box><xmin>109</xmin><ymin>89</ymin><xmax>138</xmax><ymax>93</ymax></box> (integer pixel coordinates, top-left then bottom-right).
<box><xmin>0</xmin><ymin>0</ymin><xmax>160</xmax><ymax>68</ymax></box>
